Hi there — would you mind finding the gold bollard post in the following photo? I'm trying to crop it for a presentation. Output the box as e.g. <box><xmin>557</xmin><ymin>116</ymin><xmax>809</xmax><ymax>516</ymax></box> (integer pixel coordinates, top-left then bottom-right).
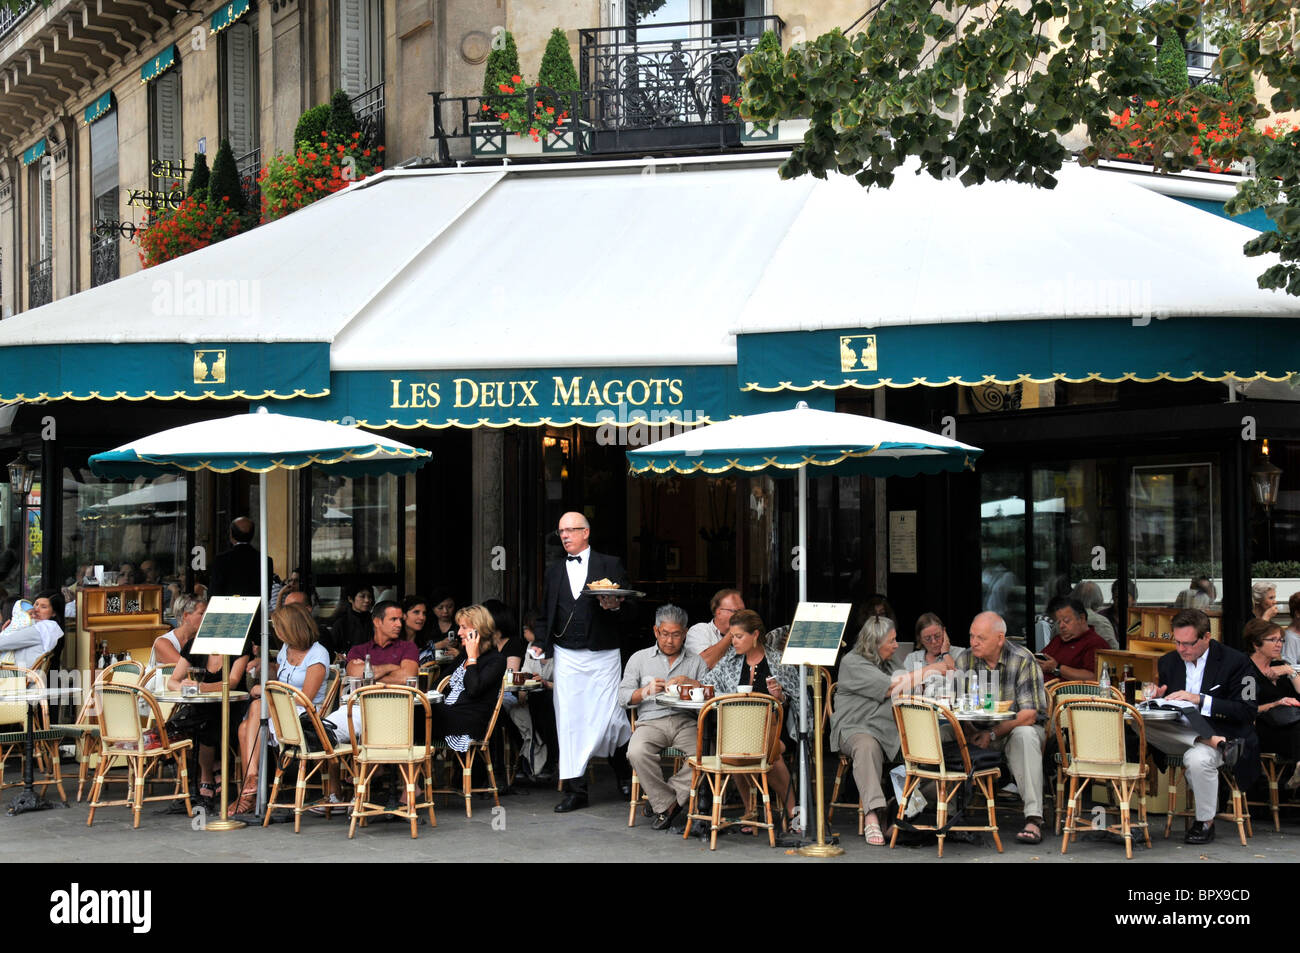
<box><xmin>798</xmin><ymin>665</ymin><xmax>844</xmax><ymax>857</ymax></box>
<box><xmin>206</xmin><ymin>654</ymin><xmax>246</xmax><ymax>831</ymax></box>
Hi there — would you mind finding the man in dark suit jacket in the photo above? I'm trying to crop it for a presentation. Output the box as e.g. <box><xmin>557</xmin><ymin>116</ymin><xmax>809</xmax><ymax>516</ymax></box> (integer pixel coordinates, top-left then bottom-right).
<box><xmin>536</xmin><ymin>511</ymin><xmax>633</xmax><ymax>813</ymax></box>
<box><xmin>1147</xmin><ymin>608</ymin><xmax>1259</xmax><ymax>845</ymax></box>
<box><xmin>209</xmin><ymin>517</ymin><xmax>273</xmax><ymax>626</ymax></box>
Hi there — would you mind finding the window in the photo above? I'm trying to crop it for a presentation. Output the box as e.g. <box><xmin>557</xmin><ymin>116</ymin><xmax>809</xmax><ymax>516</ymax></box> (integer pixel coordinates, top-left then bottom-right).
<box><xmin>89</xmin><ymin>110</ymin><xmax>119</xmax><ymax>287</ymax></box>
<box><xmin>220</xmin><ymin>20</ymin><xmax>259</xmax><ymax>161</ymax></box>
<box><xmin>28</xmin><ymin>160</ymin><xmax>52</xmax><ymax>262</ymax></box>
<box><xmin>149</xmin><ymin>69</ymin><xmax>183</xmax><ymax>170</ymax></box>
<box><xmin>336</xmin><ymin>0</ymin><xmax>382</xmax><ymax>96</ymax></box>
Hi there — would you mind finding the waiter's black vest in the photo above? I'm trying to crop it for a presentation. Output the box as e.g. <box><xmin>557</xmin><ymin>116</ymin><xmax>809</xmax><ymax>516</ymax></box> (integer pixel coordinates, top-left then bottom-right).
<box><xmin>553</xmin><ymin>580</ymin><xmax>590</xmax><ymax>650</ymax></box>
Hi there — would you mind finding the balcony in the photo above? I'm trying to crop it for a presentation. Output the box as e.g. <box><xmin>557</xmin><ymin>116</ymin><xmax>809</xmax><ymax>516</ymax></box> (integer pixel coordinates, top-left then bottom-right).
<box><xmin>0</xmin><ymin>1</ymin><xmax>34</xmax><ymax>43</ymax></box>
<box><xmin>578</xmin><ymin>15</ymin><xmax>781</xmax><ymax>154</ymax></box>
<box><xmin>27</xmin><ymin>255</ymin><xmax>51</xmax><ymax>309</ymax></box>
<box><xmin>236</xmin><ymin>147</ymin><xmax>261</xmax><ymax>211</ymax></box>
<box><xmin>351</xmin><ymin>83</ymin><xmax>385</xmax><ymax>154</ymax></box>
<box><xmin>90</xmin><ymin>235</ymin><xmax>119</xmax><ymax>288</ymax></box>
<box><xmin>1185</xmin><ymin>47</ymin><xmax>1219</xmax><ymax>89</ymax></box>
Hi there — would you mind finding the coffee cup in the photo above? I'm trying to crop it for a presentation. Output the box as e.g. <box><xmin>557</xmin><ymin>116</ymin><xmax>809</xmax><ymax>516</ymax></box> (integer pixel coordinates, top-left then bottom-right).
<box><xmin>678</xmin><ymin>684</ymin><xmax>693</xmax><ymax>700</ymax></box>
<box><xmin>736</xmin><ymin>684</ymin><xmax>754</xmax><ymax>693</ymax></box>
<box><xmin>701</xmin><ymin>685</ymin><xmax>715</xmax><ymax>700</ymax></box>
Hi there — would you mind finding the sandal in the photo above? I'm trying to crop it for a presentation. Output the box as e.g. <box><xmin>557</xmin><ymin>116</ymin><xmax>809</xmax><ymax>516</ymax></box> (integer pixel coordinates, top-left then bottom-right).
<box><xmin>1016</xmin><ymin>820</ymin><xmax>1043</xmax><ymax>845</ymax></box>
<box><xmin>233</xmin><ymin>781</ymin><xmax>258</xmax><ymax>815</ymax></box>
<box><xmin>864</xmin><ymin>819</ymin><xmax>886</xmax><ymax>846</ymax></box>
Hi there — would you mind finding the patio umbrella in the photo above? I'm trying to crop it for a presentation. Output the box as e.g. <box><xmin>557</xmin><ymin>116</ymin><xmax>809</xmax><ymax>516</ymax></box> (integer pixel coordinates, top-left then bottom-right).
<box><xmin>90</xmin><ymin>408</ymin><xmax>431</xmax><ymax>819</ymax></box>
<box><xmin>627</xmin><ymin>400</ymin><xmax>982</xmax><ymax>854</ymax></box>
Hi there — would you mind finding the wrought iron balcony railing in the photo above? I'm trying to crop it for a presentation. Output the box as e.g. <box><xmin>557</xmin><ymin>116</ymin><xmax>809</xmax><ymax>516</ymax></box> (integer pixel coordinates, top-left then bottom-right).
<box><xmin>236</xmin><ymin>147</ymin><xmax>261</xmax><ymax>210</ymax></box>
<box><xmin>1185</xmin><ymin>47</ymin><xmax>1220</xmax><ymax>88</ymax></box>
<box><xmin>0</xmin><ymin>1</ymin><xmax>35</xmax><ymax>43</ymax></box>
<box><xmin>351</xmin><ymin>83</ymin><xmax>386</xmax><ymax>153</ymax></box>
<box><xmin>27</xmin><ymin>255</ymin><xmax>51</xmax><ymax>309</ymax></box>
<box><xmin>578</xmin><ymin>15</ymin><xmax>781</xmax><ymax>151</ymax></box>
<box><xmin>90</xmin><ymin>235</ymin><xmax>119</xmax><ymax>288</ymax></box>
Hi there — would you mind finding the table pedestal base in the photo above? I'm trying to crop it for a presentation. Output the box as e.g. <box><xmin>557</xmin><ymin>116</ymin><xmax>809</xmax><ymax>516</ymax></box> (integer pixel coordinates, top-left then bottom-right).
<box><xmin>7</xmin><ymin>787</ymin><xmax>55</xmax><ymax>816</ymax></box>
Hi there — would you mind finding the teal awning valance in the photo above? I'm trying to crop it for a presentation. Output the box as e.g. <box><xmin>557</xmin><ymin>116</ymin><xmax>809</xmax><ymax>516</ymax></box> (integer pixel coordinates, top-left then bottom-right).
<box><xmin>262</xmin><ymin>366</ymin><xmax>832</xmax><ymax>429</ymax></box>
<box><xmin>20</xmin><ymin>139</ymin><xmax>46</xmax><ymax>166</ymax></box>
<box><xmin>737</xmin><ymin>317</ymin><xmax>1300</xmax><ymax>392</ymax></box>
<box><xmin>0</xmin><ymin>342</ymin><xmax>330</xmax><ymax>403</ymax></box>
<box><xmin>140</xmin><ymin>45</ymin><xmax>178</xmax><ymax>83</ymax></box>
<box><xmin>210</xmin><ymin>0</ymin><xmax>251</xmax><ymax>34</ymax></box>
<box><xmin>83</xmin><ymin>91</ymin><xmax>116</xmax><ymax>125</ymax></box>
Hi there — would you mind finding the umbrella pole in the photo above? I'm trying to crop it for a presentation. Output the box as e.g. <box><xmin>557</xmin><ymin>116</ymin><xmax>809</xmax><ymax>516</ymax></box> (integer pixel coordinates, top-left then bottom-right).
<box><xmin>796</xmin><ymin>465</ymin><xmax>809</xmax><ymax>837</ymax></box>
<box><xmin>205</xmin><ymin>656</ymin><xmax>246</xmax><ymax>830</ymax></box>
<box><xmin>256</xmin><ymin>470</ymin><xmax>269</xmax><ymax>816</ymax></box>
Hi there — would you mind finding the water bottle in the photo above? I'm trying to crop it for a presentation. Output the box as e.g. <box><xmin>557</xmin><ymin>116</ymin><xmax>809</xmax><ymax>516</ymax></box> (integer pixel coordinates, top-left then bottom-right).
<box><xmin>363</xmin><ymin>653</ymin><xmax>374</xmax><ymax>684</ymax></box>
<box><xmin>1099</xmin><ymin>662</ymin><xmax>1111</xmax><ymax>692</ymax></box>
<box><xmin>968</xmin><ymin>671</ymin><xmax>981</xmax><ymax>711</ymax></box>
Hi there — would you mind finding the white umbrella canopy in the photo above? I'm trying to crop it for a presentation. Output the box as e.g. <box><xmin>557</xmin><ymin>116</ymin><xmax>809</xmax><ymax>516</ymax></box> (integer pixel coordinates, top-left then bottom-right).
<box><xmin>90</xmin><ymin>408</ymin><xmax>431</xmax><ymax>816</ymax></box>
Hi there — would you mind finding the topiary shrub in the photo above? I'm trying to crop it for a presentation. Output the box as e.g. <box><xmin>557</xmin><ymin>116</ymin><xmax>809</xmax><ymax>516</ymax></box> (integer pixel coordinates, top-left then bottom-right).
<box><xmin>208</xmin><ymin>138</ymin><xmax>247</xmax><ymax>214</ymax></box>
<box><xmin>294</xmin><ymin>104</ymin><xmax>331</xmax><ymax>150</ymax></box>
<box><xmin>186</xmin><ymin>153</ymin><xmax>210</xmax><ymax>198</ymax></box>
<box><xmin>326</xmin><ymin>88</ymin><xmax>360</xmax><ymax>141</ymax></box>
<box><xmin>480</xmin><ymin>30</ymin><xmax>529</xmax><ymax>134</ymax></box>
<box><xmin>1155</xmin><ymin>29</ymin><xmax>1189</xmax><ymax>97</ymax></box>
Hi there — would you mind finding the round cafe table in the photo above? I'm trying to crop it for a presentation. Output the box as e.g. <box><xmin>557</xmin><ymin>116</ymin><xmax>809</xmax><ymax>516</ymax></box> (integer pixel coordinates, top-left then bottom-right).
<box><xmin>656</xmin><ymin>692</ymin><xmax>709</xmax><ymax>712</ymax></box>
<box><xmin>1</xmin><ymin>684</ymin><xmax>83</xmax><ymax>816</ymax></box>
<box><xmin>954</xmin><ymin>708</ymin><xmax>1016</xmax><ymax>726</ymax></box>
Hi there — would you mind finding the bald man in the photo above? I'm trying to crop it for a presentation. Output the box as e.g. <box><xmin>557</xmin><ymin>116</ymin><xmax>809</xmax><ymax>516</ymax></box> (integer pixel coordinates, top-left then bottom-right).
<box><xmin>209</xmin><ymin>516</ymin><xmax>273</xmax><ymax>629</ymax></box>
<box><xmin>535</xmin><ymin>511</ymin><xmax>633</xmax><ymax>813</ymax></box>
<box><xmin>954</xmin><ymin>611</ymin><xmax>1050</xmax><ymax>845</ymax></box>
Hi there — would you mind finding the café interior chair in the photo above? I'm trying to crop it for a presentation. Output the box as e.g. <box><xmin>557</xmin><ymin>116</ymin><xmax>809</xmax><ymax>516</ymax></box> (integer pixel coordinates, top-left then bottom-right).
<box><xmin>1046</xmin><ymin>680</ymin><xmax>1123</xmax><ymax>833</ymax></box>
<box><xmin>86</xmin><ymin>682</ymin><xmax>192</xmax><ymax>828</ymax></box>
<box><xmin>263</xmin><ymin>680</ymin><xmax>355</xmax><ymax>832</ymax></box>
<box><xmin>1053</xmin><ymin>696</ymin><xmax>1150</xmax><ymax>859</ymax></box>
<box><xmin>0</xmin><ymin>664</ymin><xmax>68</xmax><ymax>803</ymax></box>
<box><xmin>1162</xmin><ymin>754</ymin><xmax>1253</xmax><ymax>846</ymax></box>
<box><xmin>348</xmin><ymin>684</ymin><xmax>436</xmax><ymax>838</ymax></box>
<box><xmin>683</xmin><ymin>693</ymin><xmax>783</xmax><ymax>850</ymax></box>
<box><xmin>891</xmin><ymin>695</ymin><xmax>1003</xmax><ymax>857</ymax></box>
<box><xmin>625</xmin><ymin>705</ymin><xmax>688</xmax><ymax>827</ymax></box>
<box><xmin>824</xmin><ymin>682</ymin><xmax>866</xmax><ymax>836</ymax></box>
<box><xmin>429</xmin><ymin>674</ymin><xmax>505</xmax><ymax>818</ymax></box>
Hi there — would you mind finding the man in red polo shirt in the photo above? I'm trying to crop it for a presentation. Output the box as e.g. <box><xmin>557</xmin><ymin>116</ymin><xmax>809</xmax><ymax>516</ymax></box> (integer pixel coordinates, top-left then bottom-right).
<box><xmin>324</xmin><ymin>601</ymin><xmax>418</xmax><ymax>743</ymax></box>
<box><xmin>1038</xmin><ymin>596</ymin><xmax>1109</xmax><ymax>681</ymax></box>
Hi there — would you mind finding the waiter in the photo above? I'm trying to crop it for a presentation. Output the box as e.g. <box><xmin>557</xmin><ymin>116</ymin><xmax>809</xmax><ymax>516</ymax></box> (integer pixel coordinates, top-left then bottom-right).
<box><xmin>536</xmin><ymin>511</ymin><xmax>633</xmax><ymax>813</ymax></box>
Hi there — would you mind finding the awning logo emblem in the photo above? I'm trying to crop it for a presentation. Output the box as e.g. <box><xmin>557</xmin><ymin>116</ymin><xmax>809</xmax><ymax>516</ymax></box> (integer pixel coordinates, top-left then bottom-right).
<box><xmin>839</xmin><ymin>335</ymin><xmax>877</xmax><ymax>372</ymax></box>
<box><xmin>194</xmin><ymin>350</ymin><xmax>227</xmax><ymax>384</ymax></box>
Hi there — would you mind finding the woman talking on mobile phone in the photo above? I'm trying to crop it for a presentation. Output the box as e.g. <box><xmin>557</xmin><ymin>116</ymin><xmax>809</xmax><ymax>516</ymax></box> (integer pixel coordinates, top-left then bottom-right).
<box><xmin>418</xmin><ymin>604</ymin><xmax>507</xmax><ymax>749</ymax></box>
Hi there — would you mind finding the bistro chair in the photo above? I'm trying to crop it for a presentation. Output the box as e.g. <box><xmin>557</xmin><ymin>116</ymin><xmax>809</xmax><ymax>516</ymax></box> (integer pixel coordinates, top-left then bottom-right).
<box><xmin>54</xmin><ymin>660</ymin><xmax>151</xmax><ymax>802</ymax></box>
<box><xmin>0</xmin><ymin>664</ymin><xmax>68</xmax><ymax>803</ymax></box>
<box><xmin>86</xmin><ymin>683</ymin><xmax>192</xmax><ymax>828</ymax></box>
<box><xmin>890</xmin><ymin>695</ymin><xmax>1003</xmax><ymax>857</ymax></box>
<box><xmin>824</xmin><ymin>681</ymin><xmax>866</xmax><ymax>836</ymax></box>
<box><xmin>1053</xmin><ymin>697</ymin><xmax>1150</xmax><ymax>859</ymax></box>
<box><xmin>347</xmin><ymin>684</ymin><xmax>436</xmax><ymax>839</ymax></box>
<box><xmin>625</xmin><ymin>705</ymin><xmax>689</xmax><ymax>827</ymax></box>
<box><xmin>1162</xmin><ymin>755</ymin><xmax>1252</xmax><ymax>846</ymax></box>
<box><xmin>1046</xmin><ymin>680</ymin><xmax>1123</xmax><ymax>833</ymax></box>
<box><xmin>429</xmin><ymin>674</ymin><xmax>505</xmax><ymax>818</ymax></box>
<box><xmin>1247</xmin><ymin>753</ymin><xmax>1300</xmax><ymax>833</ymax></box>
<box><xmin>263</xmin><ymin>681</ymin><xmax>355</xmax><ymax>832</ymax></box>
<box><xmin>683</xmin><ymin>693</ymin><xmax>783</xmax><ymax>850</ymax></box>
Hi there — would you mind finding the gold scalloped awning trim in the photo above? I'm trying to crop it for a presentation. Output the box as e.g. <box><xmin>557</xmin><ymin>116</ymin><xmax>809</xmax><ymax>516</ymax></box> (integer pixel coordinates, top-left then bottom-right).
<box><xmin>740</xmin><ymin>369</ymin><xmax>1298</xmax><ymax>393</ymax></box>
<box><xmin>0</xmin><ymin>387</ymin><xmax>330</xmax><ymax>405</ymax></box>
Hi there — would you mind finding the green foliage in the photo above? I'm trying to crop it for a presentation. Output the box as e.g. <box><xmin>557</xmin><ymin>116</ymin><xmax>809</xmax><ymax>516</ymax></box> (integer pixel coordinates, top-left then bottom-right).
<box><xmin>479</xmin><ymin>31</ymin><xmax>532</xmax><ymax>136</ymax></box>
<box><xmin>754</xmin><ymin>28</ymin><xmax>781</xmax><ymax>56</ymax></box>
<box><xmin>327</xmin><ymin>89</ymin><xmax>359</xmax><ymax>141</ymax></box>
<box><xmin>1155</xmin><ymin>29</ymin><xmax>1189</xmax><ymax>95</ymax></box>
<box><xmin>186</xmin><ymin>153</ymin><xmax>210</xmax><ymax>198</ymax></box>
<box><xmin>482</xmin><ymin>29</ymin><xmax>522</xmax><ymax>100</ymax></box>
<box><xmin>738</xmin><ymin>0</ymin><xmax>1300</xmax><ymax>297</ymax></box>
<box><xmin>293</xmin><ymin>104</ymin><xmax>331</xmax><ymax>149</ymax></box>
<box><xmin>538</xmin><ymin>28</ymin><xmax>578</xmax><ymax>92</ymax></box>
<box><xmin>207</xmin><ymin>138</ymin><xmax>247</xmax><ymax>215</ymax></box>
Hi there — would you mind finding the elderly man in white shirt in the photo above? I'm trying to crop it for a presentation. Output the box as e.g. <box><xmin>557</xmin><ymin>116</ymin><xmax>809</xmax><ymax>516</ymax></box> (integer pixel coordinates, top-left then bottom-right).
<box><xmin>0</xmin><ymin>591</ymin><xmax>65</xmax><ymax>671</ymax></box>
<box><xmin>684</xmin><ymin>589</ymin><xmax>744</xmax><ymax>670</ymax></box>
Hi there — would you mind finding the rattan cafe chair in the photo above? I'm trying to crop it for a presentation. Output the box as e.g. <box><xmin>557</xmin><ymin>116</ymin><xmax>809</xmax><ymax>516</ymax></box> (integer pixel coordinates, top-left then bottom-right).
<box><xmin>824</xmin><ymin>681</ymin><xmax>867</xmax><ymax>836</ymax></box>
<box><xmin>86</xmin><ymin>682</ymin><xmax>192</xmax><ymax>828</ymax></box>
<box><xmin>683</xmin><ymin>693</ymin><xmax>784</xmax><ymax>851</ymax></box>
<box><xmin>625</xmin><ymin>704</ymin><xmax>690</xmax><ymax>827</ymax></box>
<box><xmin>428</xmin><ymin>673</ymin><xmax>504</xmax><ymax>818</ymax></box>
<box><xmin>263</xmin><ymin>680</ymin><xmax>355</xmax><ymax>832</ymax></box>
<box><xmin>0</xmin><ymin>665</ymin><xmax>68</xmax><ymax>803</ymax></box>
<box><xmin>1046</xmin><ymin>680</ymin><xmax>1123</xmax><ymax>833</ymax></box>
<box><xmin>1053</xmin><ymin>696</ymin><xmax>1150</xmax><ymax>859</ymax></box>
<box><xmin>347</xmin><ymin>684</ymin><xmax>436</xmax><ymax>838</ymax></box>
<box><xmin>890</xmin><ymin>695</ymin><xmax>1003</xmax><ymax>857</ymax></box>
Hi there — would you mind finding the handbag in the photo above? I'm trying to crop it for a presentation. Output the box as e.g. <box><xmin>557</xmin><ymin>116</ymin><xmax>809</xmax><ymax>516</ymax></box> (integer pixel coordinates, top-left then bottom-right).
<box><xmin>297</xmin><ymin>712</ymin><xmax>338</xmax><ymax>751</ymax></box>
<box><xmin>1261</xmin><ymin>705</ymin><xmax>1300</xmax><ymax>728</ymax></box>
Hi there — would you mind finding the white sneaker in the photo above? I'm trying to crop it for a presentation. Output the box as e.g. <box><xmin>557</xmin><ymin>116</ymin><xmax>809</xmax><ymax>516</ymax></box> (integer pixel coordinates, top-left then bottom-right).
<box><xmin>308</xmin><ymin>794</ymin><xmax>349</xmax><ymax>817</ymax></box>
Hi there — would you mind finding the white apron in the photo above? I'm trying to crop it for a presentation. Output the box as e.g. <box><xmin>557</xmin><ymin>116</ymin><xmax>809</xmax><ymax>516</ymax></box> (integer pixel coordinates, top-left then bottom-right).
<box><xmin>553</xmin><ymin>646</ymin><xmax>631</xmax><ymax>780</ymax></box>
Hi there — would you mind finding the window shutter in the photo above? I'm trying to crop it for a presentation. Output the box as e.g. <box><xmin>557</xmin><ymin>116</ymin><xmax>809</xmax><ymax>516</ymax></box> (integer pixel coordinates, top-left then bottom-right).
<box><xmin>225</xmin><ymin>21</ymin><xmax>258</xmax><ymax>156</ymax></box>
<box><xmin>90</xmin><ymin>110</ymin><xmax>120</xmax><ymax>220</ymax></box>
<box><xmin>153</xmin><ymin>70</ymin><xmax>182</xmax><ymax>167</ymax></box>
<box><xmin>338</xmin><ymin>0</ymin><xmax>365</xmax><ymax>95</ymax></box>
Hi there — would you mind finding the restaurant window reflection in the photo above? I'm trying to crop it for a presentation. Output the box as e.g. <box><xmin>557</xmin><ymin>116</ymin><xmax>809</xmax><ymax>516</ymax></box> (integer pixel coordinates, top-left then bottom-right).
<box><xmin>309</xmin><ymin>470</ymin><xmax>399</xmax><ymax>613</ymax></box>
<box><xmin>980</xmin><ymin>467</ymin><xmax>1027</xmax><ymax>642</ymax></box>
<box><xmin>1130</xmin><ymin>458</ymin><xmax>1220</xmax><ymax>609</ymax></box>
<box><xmin>1249</xmin><ymin>439</ymin><xmax>1300</xmax><ymax>624</ymax></box>
<box><xmin>61</xmin><ymin>456</ymin><xmax>187</xmax><ymax>595</ymax></box>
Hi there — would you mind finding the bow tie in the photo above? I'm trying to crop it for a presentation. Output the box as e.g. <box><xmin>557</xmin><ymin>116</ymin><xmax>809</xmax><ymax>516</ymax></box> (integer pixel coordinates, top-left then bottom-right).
<box><xmin>567</xmin><ymin>555</ymin><xmax>582</xmax><ymax>562</ymax></box>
